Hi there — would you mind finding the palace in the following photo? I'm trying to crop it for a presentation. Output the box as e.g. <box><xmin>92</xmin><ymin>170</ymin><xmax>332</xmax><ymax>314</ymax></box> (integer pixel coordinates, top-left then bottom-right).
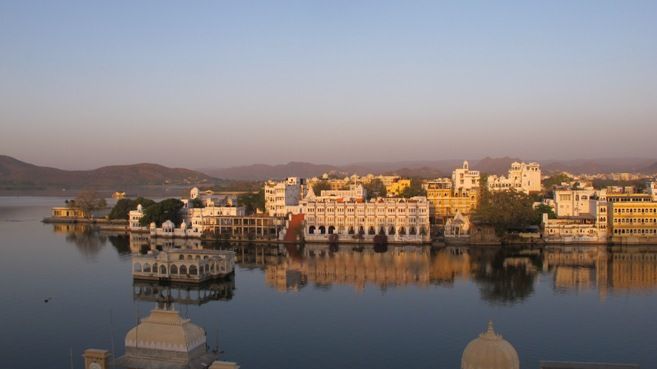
<box><xmin>299</xmin><ymin>188</ymin><xmax>431</xmax><ymax>243</ymax></box>
<box><xmin>488</xmin><ymin>161</ymin><xmax>541</xmax><ymax>194</ymax></box>
<box><xmin>264</xmin><ymin>177</ymin><xmax>306</xmax><ymax>216</ymax></box>
<box><xmin>132</xmin><ymin>248</ymin><xmax>235</xmax><ymax>283</ymax></box>
<box><xmin>452</xmin><ymin>160</ymin><xmax>480</xmax><ymax>190</ymax></box>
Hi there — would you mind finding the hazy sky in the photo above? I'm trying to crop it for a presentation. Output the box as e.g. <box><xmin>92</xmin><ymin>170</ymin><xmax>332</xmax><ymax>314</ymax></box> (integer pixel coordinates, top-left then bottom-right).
<box><xmin>1</xmin><ymin>1</ymin><xmax>656</xmax><ymax>170</ymax></box>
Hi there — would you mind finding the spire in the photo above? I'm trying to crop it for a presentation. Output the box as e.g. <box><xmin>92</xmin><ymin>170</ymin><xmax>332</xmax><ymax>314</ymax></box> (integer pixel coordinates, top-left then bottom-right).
<box><xmin>480</xmin><ymin>320</ymin><xmax>502</xmax><ymax>340</ymax></box>
<box><xmin>305</xmin><ymin>186</ymin><xmax>316</xmax><ymax>200</ymax></box>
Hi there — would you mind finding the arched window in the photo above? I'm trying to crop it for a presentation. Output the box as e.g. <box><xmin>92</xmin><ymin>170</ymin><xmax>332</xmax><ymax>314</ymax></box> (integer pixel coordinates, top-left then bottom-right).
<box><xmin>319</xmin><ymin>226</ymin><xmax>326</xmax><ymax>234</ymax></box>
<box><xmin>180</xmin><ymin>265</ymin><xmax>187</xmax><ymax>274</ymax></box>
<box><xmin>171</xmin><ymin>265</ymin><xmax>178</xmax><ymax>274</ymax></box>
<box><xmin>143</xmin><ymin>263</ymin><xmax>151</xmax><ymax>273</ymax></box>
<box><xmin>379</xmin><ymin>227</ymin><xmax>386</xmax><ymax>235</ymax></box>
<box><xmin>309</xmin><ymin>226</ymin><xmax>316</xmax><ymax>234</ymax></box>
<box><xmin>368</xmin><ymin>226</ymin><xmax>376</xmax><ymax>235</ymax></box>
<box><xmin>133</xmin><ymin>263</ymin><xmax>142</xmax><ymax>273</ymax></box>
<box><xmin>159</xmin><ymin>265</ymin><xmax>167</xmax><ymax>274</ymax></box>
<box><xmin>348</xmin><ymin>226</ymin><xmax>355</xmax><ymax>235</ymax></box>
<box><xmin>410</xmin><ymin>227</ymin><xmax>417</xmax><ymax>235</ymax></box>
<box><xmin>399</xmin><ymin>227</ymin><xmax>406</xmax><ymax>235</ymax></box>
<box><xmin>190</xmin><ymin>265</ymin><xmax>198</xmax><ymax>275</ymax></box>
<box><xmin>179</xmin><ymin>255</ymin><xmax>184</xmax><ymax>260</ymax></box>
<box><xmin>328</xmin><ymin>225</ymin><xmax>335</xmax><ymax>234</ymax></box>
<box><xmin>389</xmin><ymin>226</ymin><xmax>396</xmax><ymax>235</ymax></box>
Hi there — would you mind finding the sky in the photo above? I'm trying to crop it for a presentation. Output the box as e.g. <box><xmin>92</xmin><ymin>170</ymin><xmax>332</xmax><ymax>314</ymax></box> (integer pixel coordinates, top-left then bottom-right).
<box><xmin>1</xmin><ymin>1</ymin><xmax>656</xmax><ymax>170</ymax></box>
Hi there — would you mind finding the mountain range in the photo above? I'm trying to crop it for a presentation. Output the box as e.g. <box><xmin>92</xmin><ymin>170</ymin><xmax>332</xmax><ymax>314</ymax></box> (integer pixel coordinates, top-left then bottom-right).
<box><xmin>202</xmin><ymin>157</ymin><xmax>657</xmax><ymax>180</ymax></box>
<box><xmin>1</xmin><ymin>155</ymin><xmax>656</xmax><ymax>192</ymax></box>
<box><xmin>0</xmin><ymin>155</ymin><xmax>218</xmax><ymax>190</ymax></box>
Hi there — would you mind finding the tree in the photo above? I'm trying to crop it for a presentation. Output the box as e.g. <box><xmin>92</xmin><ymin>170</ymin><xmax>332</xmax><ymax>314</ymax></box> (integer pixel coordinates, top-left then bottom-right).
<box><xmin>400</xmin><ymin>178</ymin><xmax>427</xmax><ymax>198</ymax></box>
<box><xmin>238</xmin><ymin>189</ymin><xmax>265</xmax><ymax>215</ymax></box>
<box><xmin>139</xmin><ymin>198</ymin><xmax>185</xmax><ymax>227</ymax></box>
<box><xmin>542</xmin><ymin>173</ymin><xmax>573</xmax><ymax>189</ymax></box>
<box><xmin>109</xmin><ymin>197</ymin><xmax>155</xmax><ymax>220</ymax></box>
<box><xmin>312</xmin><ymin>180</ymin><xmax>332</xmax><ymax>195</ymax></box>
<box><xmin>532</xmin><ymin>203</ymin><xmax>556</xmax><ymax>225</ymax></box>
<box><xmin>363</xmin><ymin>179</ymin><xmax>386</xmax><ymax>199</ymax></box>
<box><xmin>474</xmin><ymin>189</ymin><xmax>536</xmax><ymax>237</ymax></box>
<box><xmin>189</xmin><ymin>198</ymin><xmax>205</xmax><ymax>209</ymax></box>
<box><xmin>74</xmin><ymin>190</ymin><xmax>107</xmax><ymax>218</ymax></box>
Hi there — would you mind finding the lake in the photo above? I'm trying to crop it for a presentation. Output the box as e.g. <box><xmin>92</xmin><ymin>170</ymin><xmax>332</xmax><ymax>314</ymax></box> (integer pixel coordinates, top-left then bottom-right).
<box><xmin>1</xmin><ymin>197</ymin><xmax>656</xmax><ymax>369</ymax></box>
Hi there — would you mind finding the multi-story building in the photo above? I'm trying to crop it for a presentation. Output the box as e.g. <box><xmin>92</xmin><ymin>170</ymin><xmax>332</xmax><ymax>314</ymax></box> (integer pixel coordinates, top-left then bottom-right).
<box><xmin>452</xmin><ymin>161</ymin><xmax>480</xmax><ymax>191</ymax></box>
<box><xmin>553</xmin><ymin>187</ymin><xmax>597</xmax><ymax>217</ymax></box>
<box><xmin>488</xmin><ymin>162</ymin><xmax>541</xmax><ymax>194</ymax></box>
<box><xmin>264</xmin><ymin>177</ymin><xmax>306</xmax><ymax>216</ymax></box>
<box><xmin>319</xmin><ymin>184</ymin><xmax>367</xmax><ymax>200</ymax></box>
<box><xmin>385</xmin><ymin>178</ymin><xmax>411</xmax><ymax>196</ymax></box>
<box><xmin>424</xmin><ymin>178</ymin><xmax>479</xmax><ymax>225</ymax></box>
<box><xmin>645</xmin><ymin>181</ymin><xmax>657</xmax><ymax>201</ymax></box>
<box><xmin>190</xmin><ymin>213</ymin><xmax>285</xmax><ymax>241</ymax></box>
<box><xmin>609</xmin><ymin>201</ymin><xmax>657</xmax><ymax>243</ymax></box>
<box><xmin>299</xmin><ymin>192</ymin><xmax>431</xmax><ymax>243</ymax></box>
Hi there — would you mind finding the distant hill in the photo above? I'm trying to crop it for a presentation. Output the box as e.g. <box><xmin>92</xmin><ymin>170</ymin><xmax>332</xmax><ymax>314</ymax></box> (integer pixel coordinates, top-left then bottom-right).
<box><xmin>0</xmin><ymin>155</ymin><xmax>219</xmax><ymax>189</ymax></box>
<box><xmin>642</xmin><ymin>161</ymin><xmax>657</xmax><ymax>174</ymax></box>
<box><xmin>201</xmin><ymin>157</ymin><xmax>657</xmax><ymax>180</ymax></box>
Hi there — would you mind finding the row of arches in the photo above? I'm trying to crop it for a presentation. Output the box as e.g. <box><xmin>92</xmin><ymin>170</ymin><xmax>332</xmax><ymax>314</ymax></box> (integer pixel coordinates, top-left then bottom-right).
<box><xmin>133</xmin><ymin>262</ymin><xmax>227</xmax><ymax>276</ymax></box>
<box><xmin>307</xmin><ymin>225</ymin><xmax>426</xmax><ymax>236</ymax></box>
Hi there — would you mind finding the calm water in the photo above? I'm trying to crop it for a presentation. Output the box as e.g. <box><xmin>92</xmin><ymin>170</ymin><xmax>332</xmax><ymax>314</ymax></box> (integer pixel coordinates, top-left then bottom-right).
<box><xmin>1</xmin><ymin>197</ymin><xmax>657</xmax><ymax>369</ymax></box>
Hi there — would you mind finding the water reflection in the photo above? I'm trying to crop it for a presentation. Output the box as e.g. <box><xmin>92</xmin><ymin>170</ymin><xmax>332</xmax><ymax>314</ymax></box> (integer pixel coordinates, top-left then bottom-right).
<box><xmin>53</xmin><ymin>223</ymin><xmax>132</xmax><ymax>259</ymax></box>
<box><xmin>51</xmin><ymin>225</ymin><xmax>657</xmax><ymax>302</ymax></box>
<box><xmin>133</xmin><ymin>279</ymin><xmax>235</xmax><ymax>305</ymax></box>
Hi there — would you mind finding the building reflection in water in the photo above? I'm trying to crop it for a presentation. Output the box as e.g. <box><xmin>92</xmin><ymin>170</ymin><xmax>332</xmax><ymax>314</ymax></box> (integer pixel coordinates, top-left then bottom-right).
<box><xmin>54</xmin><ymin>224</ymin><xmax>657</xmax><ymax>300</ymax></box>
<box><xmin>225</xmin><ymin>242</ymin><xmax>657</xmax><ymax>301</ymax></box>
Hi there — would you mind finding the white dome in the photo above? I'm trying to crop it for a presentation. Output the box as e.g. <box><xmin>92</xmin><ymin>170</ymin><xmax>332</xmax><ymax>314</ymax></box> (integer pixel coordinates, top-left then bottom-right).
<box><xmin>125</xmin><ymin>307</ymin><xmax>207</xmax><ymax>354</ymax></box>
<box><xmin>461</xmin><ymin>321</ymin><xmax>519</xmax><ymax>369</ymax></box>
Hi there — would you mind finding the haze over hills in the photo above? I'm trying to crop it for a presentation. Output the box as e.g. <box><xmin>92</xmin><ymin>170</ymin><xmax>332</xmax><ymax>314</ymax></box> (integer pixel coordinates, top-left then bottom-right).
<box><xmin>1</xmin><ymin>155</ymin><xmax>655</xmax><ymax>193</ymax></box>
<box><xmin>201</xmin><ymin>157</ymin><xmax>657</xmax><ymax>180</ymax></box>
<box><xmin>0</xmin><ymin>155</ymin><xmax>219</xmax><ymax>190</ymax></box>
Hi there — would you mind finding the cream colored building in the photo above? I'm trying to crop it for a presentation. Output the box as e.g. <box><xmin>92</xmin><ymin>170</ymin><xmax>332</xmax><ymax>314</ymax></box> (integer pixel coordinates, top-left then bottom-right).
<box><xmin>299</xmin><ymin>190</ymin><xmax>431</xmax><ymax>243</ymax></box>
<box><xmin>264</xmin><ymin>177</ymin><xmax>306</xmax><ymax>216</ymax></box>
<box><xmin>132</xmin><ymin>248</ymin><xmax>235</xmax><ymax>283</ymax></box>
<box><xmin>488</xmin><ymin>161</ymin><xmax>542</xmax><ymax>194</ymax></box>
<box><xmin>424</xmin><ymin>178</ymin><xmax>479</xmax><ymax>225</ymax></box>
<box><xmin>553</xmin><ymin>187</ymin><xmax>597</xmax><ymax>217</ymax></box>
<box><xmin>319</xmin><ymin>184</ymin><xmax>367</xmax><ymax>200</ymax></box>
<box><xmin>452</xmin><ymin>161</ymin><xmax>481</xmax><ymax>190</ymax></box>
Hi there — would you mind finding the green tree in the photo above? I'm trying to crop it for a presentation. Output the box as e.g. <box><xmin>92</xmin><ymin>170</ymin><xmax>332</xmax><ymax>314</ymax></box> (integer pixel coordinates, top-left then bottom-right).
<box><xmin>532</xmin><ymin>203</ymin><xmax>556</xmax><ymax>225</ymax></box>
<box><xmin>474</xmin><ymin>189</ymin><xmax>536</xmax><ymax>237</ymax></box>
<box><xmin>400</xmin><ymin>178</ymin><xmax>427</xmax><ymax>198</ymax></box>
<box><xmin>363</xmin><ymin>178</ymin><xmax>387</xmax><ymax>199</ymax></box>
<box><xmin>543</xmin><ymin>173</ymin><xmax>573</xmax><ymax>190</ymax></box>
<box><xmin>238</xmin><ymin>189</ymin><xmax>265</xmax><ymax>215</ymax></box>
<box><xmin>139</xmin><ymin>198</ymin><xmax>185</xmax><ymax>227</ymax></box>
<box><xmin>312</xmin><ymin>180</ymin><xmax>332</xmax><ymax>195</ymax></box>
<box><xmin>189</xmin><ymin>197</ymin><xmax>205</xmax><ymax>209</ymax></box>
<box><xmin>74</xmin><ymin>190</ymin><xmax>107</xmax><ymax>218</ymax></box>
<box><xmin>109</xmin><ymin>197</ymin><xmax>155</xmax><ymax>220</ymax></box>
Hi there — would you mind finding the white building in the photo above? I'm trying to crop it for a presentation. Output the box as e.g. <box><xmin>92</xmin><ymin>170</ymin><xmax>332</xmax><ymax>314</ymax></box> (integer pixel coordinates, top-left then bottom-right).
<box><xmin>150</xmin><ymin>220</ymin><xmax>201</xmax><ymax>238</ymax></box>
<box><xmin>129</xmin><ymin>204</ymin><xmax>146</xmax><ymax>231</ymax></box>
<box><xmin>541</xmin><ymin>201</ymin><xmax>608</xmax><ymax>244</ymax></box>
<box><xmin>452</xmin><ymin>161</ymin><xmax>481</xmax><ymax>190</ymax></box>
<box><xmin>299</xmin><ymin>191</ymin><xmax>431</xmax><ymax>243</ymax></box>
<box><xmin>319</xmin><ymin>184</ymin><xmax>367</xmax><ymax>200</ymax></box>
<box><xmin>648</xmin><ymin>181</ymin><xmax>657</xmax><ymax>201</ymax></box>
<box><xmin>553</xmin><ymin>187</ymin><xmax>597</xmax><ymax>217</ymax></box>
<box><xmin>488</xmin><ymin>161</ymin><xmax>541</xmax><ymax>194</ymax></box>
<box><xmin>264</xmin><ymin>177</ymin><xmax>306</xmax><ymax>217</ymax></box>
